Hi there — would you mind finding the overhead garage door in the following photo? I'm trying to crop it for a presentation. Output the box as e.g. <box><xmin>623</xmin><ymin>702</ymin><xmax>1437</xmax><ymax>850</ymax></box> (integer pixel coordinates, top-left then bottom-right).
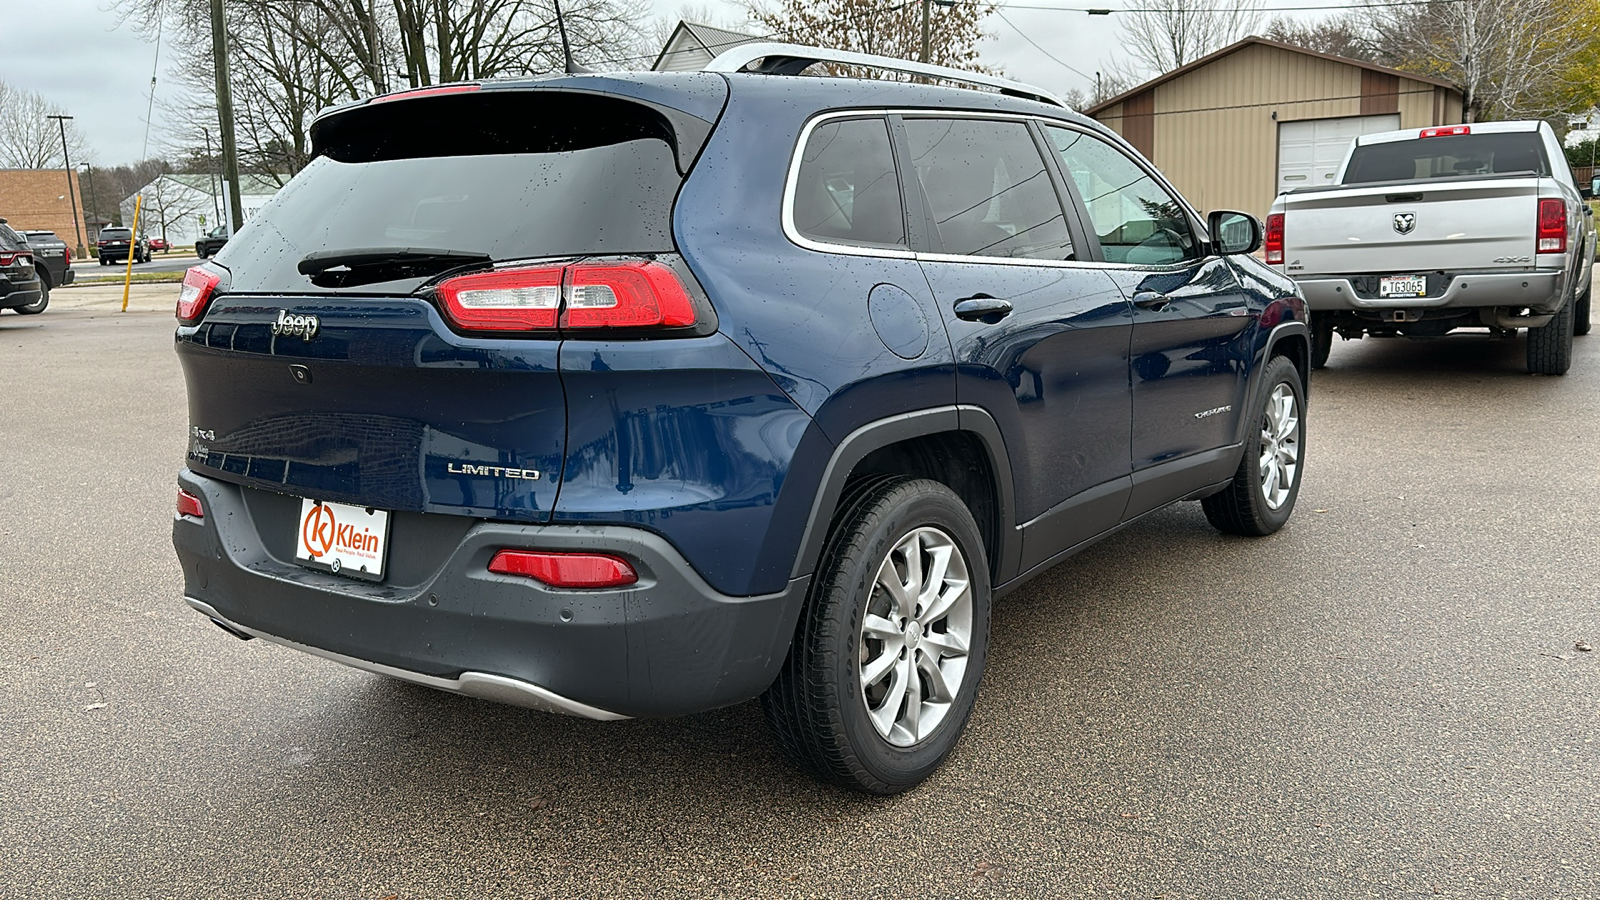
<box><xmin>1277</xmin><ymin>115</ymin><xmax>1400</xmax><ymax>194</ymax></box>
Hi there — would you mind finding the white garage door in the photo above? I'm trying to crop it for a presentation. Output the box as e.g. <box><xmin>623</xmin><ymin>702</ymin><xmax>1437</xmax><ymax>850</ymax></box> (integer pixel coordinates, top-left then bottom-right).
<box><xmin>1277</xmin><ymin>115</ymin><xmax>1400</xmax><ymax>194</ymax></box>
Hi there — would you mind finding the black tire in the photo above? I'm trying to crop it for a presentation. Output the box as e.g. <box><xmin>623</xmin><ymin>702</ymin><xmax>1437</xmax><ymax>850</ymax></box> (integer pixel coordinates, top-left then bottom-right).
<box><xmin>762</xmin><ymin>476</ymin><xmax>991</xmax><ymax>794</ymax></box>
<box><xmin>99</xmin><ymin>256</ymin><xmax>109</xmax><ymax>266</ymax></box>
<box><xmin>1202</xmin><ymin>355</ymin><xmax>1304</xmax><ymax>536</ymax></box>
<box><xmin>1310</xmin><ymin>315</ymin><xmax>1334</xmax><ymax>369</ymax></box>
<box><xmin>1526</xmin><ymin>294</ymin><xmax>1574</xmax><ymax>375</ymax></box>
<box><xmin>14</xmin><ymin>282</ymin><xmax>48</xmax><ymax>315</ymax></box>
<box><xmin>196</xmin><ymin>246</ymin><xmax>208</xmax><ymax>260</ymax></box>
<box><xmin>1574</xmin><ymin>285</ymin><xmax>1591</xmax><ymax>337</ymax></box>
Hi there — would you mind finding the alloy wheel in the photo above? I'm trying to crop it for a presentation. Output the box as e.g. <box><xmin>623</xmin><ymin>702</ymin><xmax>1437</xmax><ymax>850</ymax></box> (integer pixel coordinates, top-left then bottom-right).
<box><xmin>1258</xmin><ymin>383</ymin><xmax>1300</xmax><ymax>510</ymax></box>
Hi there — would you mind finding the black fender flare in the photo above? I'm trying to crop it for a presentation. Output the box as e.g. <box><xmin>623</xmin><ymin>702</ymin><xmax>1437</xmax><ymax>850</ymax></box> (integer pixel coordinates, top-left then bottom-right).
<box><xmin>1234</xmin><ymin>319</ymin><xmax>1311</xmax><ymax>447</ymax></box>
<box><xmin>789</xmin><ymin>405</ymin><xmax>1020</xmax><ymax>585</ymax></box>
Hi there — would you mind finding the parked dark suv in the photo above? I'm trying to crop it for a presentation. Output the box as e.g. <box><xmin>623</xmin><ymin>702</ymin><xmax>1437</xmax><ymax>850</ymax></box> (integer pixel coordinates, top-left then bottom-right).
<box><xmin>20</xmin><ymin>229</ymin><xmax>74</xmax><ymax>308</ymax></box>
<box><xmin>0</xmin><ymin>221</ymin><xmax>46</xmax><ymax>314</ymax></box>
<box><xmin>173</xmin><ymin>46</ymin><xmax>1310</xmax><ymax>793</ymax></box>
<box><xmin>98</xmin><ymin>227</ymin><xmax>148</xmax><ymax>264</ymax></box>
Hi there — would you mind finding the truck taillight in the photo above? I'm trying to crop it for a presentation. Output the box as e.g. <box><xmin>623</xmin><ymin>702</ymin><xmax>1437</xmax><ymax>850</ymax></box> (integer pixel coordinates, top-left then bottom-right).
<box><xmin>1420</xmin><ymin>126</ymin><xmax>1470</xmax><ymax>138</ymax></box>
<box><xmin>1264</xmin><ymin>213</ymin><xmax>1285</xmax><ymax>265</ymax></box>
<box><xmin>177</xmin><ymin>266</ymin><xmax>221</xmax><ymax>322</ymax></box>
<box><xmin>435</xmin><ymin>260</ymin><xmax>698</xmax><ymax>333</ymax></box>
<box><xmin>1537</xmin><ymin>199</ymin><xmax>1567</xmax><ymax>254</ymax></box>
<box><xmin>63</xmin><ymin>247</ymin><xmax>71</xmax><ymax>266</ymax></box>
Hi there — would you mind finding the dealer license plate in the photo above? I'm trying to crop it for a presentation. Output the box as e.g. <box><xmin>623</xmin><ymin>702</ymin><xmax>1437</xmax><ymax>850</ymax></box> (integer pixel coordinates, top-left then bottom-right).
<box><xmin>294</xmin><ymin>498</ymin><xmax>390</xmax><ymax>580</ymax></box>
<box><xmin>1379</xmin><ymin>275</ymin><xmax>1428</xmax><ymax>298</ymax></box>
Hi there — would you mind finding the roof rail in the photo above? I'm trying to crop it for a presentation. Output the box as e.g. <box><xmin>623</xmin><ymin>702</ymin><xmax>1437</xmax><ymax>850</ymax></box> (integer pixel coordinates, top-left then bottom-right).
<box><xmin>703</xmin><ymin>42</ymin><xmax>1065</xmax><ymax>108</ymax></box>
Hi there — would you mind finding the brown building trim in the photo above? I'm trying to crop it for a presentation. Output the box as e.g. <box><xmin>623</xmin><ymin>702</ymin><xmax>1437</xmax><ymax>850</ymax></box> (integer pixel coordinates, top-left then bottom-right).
<box><xmin>1360</xmin><ymin>70</ymin><xmax>1399</xmax><ymax>115</ymax></box>
<box><xmin>1123</xmin><ymin>90</ymin><xmax>1155</xmax><ymax>161</ymax></box>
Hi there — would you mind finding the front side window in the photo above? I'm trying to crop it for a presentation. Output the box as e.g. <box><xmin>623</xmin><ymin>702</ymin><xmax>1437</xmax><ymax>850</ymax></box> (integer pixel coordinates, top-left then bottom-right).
<box><xmin>902</xmin><ymin>118</ymin><xmax>1073</xmax><ymax>261</ymax></box>
<box><xmin>791</xmin><ymin>117</ymin><xmax>907</xmax><ymax>249</ymax></box>
<box><xmin>1047</xmin><ymin>126</ymin><xmax>1198</xmax><ymax>266</ymax></box>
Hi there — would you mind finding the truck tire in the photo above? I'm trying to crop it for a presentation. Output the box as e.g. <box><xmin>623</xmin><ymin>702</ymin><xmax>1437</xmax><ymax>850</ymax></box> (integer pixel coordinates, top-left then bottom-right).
<box><xmin>1202</xmin><ymin>355</ymin><xmax>1304</xmax><ymax>537</ymax></box>
<box><xmin>762</xmin><ymin>476</ymin><xmax>990</xmax><ymax>795</ymax></box>
<box><xmin>1526</xmin><ymin>296</ymin><xmax>1574</xmax><ymax>375</ymax></box>
<box><xmin>1310</xmin><ymin>316</ymin><xmax>1333</xmax><ymax>369</ymax></box>
<box><xmin>1575</xmin><ymin>286</ymin><xmax>1591</xmax><ymax>337</ymax></box>
<box><xmin>14</xmin><ymin>282</ymin><xmax>48</xmax><ymax>315</ymax></box>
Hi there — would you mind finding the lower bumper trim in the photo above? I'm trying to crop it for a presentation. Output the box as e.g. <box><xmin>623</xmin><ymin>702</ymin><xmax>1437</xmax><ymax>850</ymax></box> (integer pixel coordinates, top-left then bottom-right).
<box><xmin>185</xmin><ymin>596</ymin><xmax>630</xmax><ymax>721</ymax></box>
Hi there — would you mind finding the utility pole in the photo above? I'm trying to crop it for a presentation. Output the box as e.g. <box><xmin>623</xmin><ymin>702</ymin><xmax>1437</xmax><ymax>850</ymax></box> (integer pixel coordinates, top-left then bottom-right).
<box><xmin>208</xmin><ymin>0</ymin><xmax>245</xmax><ymax>233</ymax></box>
<box><xmin>919</xmin><ymin>0</ymin><xmax>932</xmax><ymax>63</ymax></box>
<box><xmin>46</xmin><ymin>114</ymin><xmax>86</xmax><ymax>257</ymax></box>
<box><xmin>82</xmin><ymin>165</ymin><xmax>98</xmax><ymax>243</ymax></box>
<box><xmin>202</xmin><ymin>127</ymin><xmax>222</xmax><ymax>227</ymax></box>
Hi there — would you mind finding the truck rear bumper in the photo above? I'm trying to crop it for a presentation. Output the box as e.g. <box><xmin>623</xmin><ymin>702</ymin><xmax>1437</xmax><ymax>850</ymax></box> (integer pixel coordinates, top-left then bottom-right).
<box><xmin>1296</xmin><ymin>269</ymin><xmax>1564</xmax><ymax>313</ymax></box>
<box><xmin>173</xmin><ymin>469</ymin><xmax>809</xmax><ymax>719</ymax></box>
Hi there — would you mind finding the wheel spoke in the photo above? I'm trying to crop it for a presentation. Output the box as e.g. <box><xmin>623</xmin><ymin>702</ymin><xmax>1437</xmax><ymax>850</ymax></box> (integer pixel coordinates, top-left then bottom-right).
<box><xmin>918</xmin><ymin>543</ymin><xmax>953</xmax><ymax>611</ymax></box>
<box><xmin>1261</xmin><ymin>461</ymin><xmax>1280</xmax><ymax>499</ymax></box>
<box><xmin>919</xmin><ymin>628</ymin><xmax>968</xmax><ymax>658</ymax></box>
<box><xmin>919</xmin><ymin>579</ymin><xmax>968</xmax><ymax>627</ymax></box>
<box><xmin>862</xmin><ymin>613</ymin><xmax>901</xmax><ymax>640</ymax></box>
<box><xmin>899</xmin><ymin>655</ymin><xmax>922</xmax><ymax>738</ymax></box>
<box><xmin>917</xmin><ymin>650</ymin><xmax>955</xmax><ymax>703</ymax></box>
<box><xmin>861</xmin><ymin>644</ymin><xmax>901</xmax><ymax>688</ymax></box>
<box><xmin>869</xmin><ymin>661</ymin><xmax>908</xmax><ymax>735</ymax></box>
<box><xmin>875</xmin><ymin>562</ymin><xmax>916</xmax><ymax>620</ymax></box>
<box><xmin>897</xmin><ymin>536</ymin><xmax>923</xmax><ymax>618</ymax></box>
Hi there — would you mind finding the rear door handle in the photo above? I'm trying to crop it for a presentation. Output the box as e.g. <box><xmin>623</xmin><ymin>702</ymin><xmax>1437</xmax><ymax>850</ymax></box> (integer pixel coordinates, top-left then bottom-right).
<box><xmin>953</xmin><ymin>295</ymin><xmax>1013</xmax><ymax>322</ymax></box>
<box><xmin>1132</xmin><ymin>290</ymin><xmax>1171</xmax><ymax>310</ymax></box>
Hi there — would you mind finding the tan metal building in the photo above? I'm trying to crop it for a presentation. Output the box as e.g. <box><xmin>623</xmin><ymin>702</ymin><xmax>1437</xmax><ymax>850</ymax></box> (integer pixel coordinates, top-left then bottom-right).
<box><xmin>1086</xmin><ymin>38</ymin><xmax>1464</xmax><ymax>220</ymax></box>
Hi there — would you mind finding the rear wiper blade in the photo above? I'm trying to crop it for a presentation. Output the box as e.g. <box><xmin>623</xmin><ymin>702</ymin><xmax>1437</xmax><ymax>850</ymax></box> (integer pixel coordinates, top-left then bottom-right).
<box><xmin>297</xmin><ymin>247</ymin><xmax>492</xmax><ymax>287</ymax></box>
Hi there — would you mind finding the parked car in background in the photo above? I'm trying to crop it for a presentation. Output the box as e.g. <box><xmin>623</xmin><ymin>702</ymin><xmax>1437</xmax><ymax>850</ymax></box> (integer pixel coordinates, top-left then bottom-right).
<box><xmin>194</xmin><ymin>225</ymin><xmax>229</xmax><ymax>258</ymax></box>
<box><xmin>149</xmin><ymin>237</ymin><xmax>169</xmax><ymax>252</ymax></box>
<box><xmin>0</xmin><ymin>221</ymin><xmax>46</xmax><ymax>315</ymax></box>
<box><xmin>1268</xmin><ymin>121</ymin><xmax>1595</xmax><ymax>374</ymax></box>
<box><xmin>172</xmin><ymin>46</ymin><xmax>1310</xmax><ymax>794</ymax></box>
<box><xmin>17</xmin><ymin>228</ymin><xmax>74</xmax><ymax>301</ymax></box>
<box><xmin>98</xmin><ymin>227</ymin><xmax>150</xmax><ymax>265</ymax></box>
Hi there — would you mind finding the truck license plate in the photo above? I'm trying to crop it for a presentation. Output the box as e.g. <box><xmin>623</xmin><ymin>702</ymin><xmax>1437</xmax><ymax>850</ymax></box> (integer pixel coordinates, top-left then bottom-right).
<box><xmin>294</xmin><ymin>498</ymin><xmax>390</xmax><ymax>580</ymax></box>
<box><xmin>1379</xmin><ymin>275</ymin><xmax>1427</xmax><ymax>298</ymax></box>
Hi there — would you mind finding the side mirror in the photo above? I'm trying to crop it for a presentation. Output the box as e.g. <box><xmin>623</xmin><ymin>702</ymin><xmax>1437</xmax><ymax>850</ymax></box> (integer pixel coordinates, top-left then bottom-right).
<box><xmin>1208</xmin><ymin>210</ymin><xmax>1262</xmax><ymax>256</ymax></box>
<box><xmin>1583</xmin><ymin>185</ymin><xmax>1595</xmax><ymax>201</ymax></box>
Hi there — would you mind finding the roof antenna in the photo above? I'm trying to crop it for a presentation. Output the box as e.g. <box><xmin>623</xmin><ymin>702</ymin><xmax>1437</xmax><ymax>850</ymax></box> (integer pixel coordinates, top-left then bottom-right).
<box><xmin>553</xmin><ymin>0</ymin><xmax>591</xmax><ymax>74</ymax></box>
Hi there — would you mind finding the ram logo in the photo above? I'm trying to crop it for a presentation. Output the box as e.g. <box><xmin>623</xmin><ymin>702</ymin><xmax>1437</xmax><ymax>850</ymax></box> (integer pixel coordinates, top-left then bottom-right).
<box><xmin>1393</xmin><ymin>212</ymin><xmax>1416</xmax><ymax>235</ymax></box>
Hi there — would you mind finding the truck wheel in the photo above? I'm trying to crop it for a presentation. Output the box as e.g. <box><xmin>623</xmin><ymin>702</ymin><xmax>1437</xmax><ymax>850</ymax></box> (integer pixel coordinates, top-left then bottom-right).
<box><xmin>1575</xmin><ymin>286</ymin><xmax>1591</xmax><ymax>338</ymax></box>
<box><xmin>1310</xmin><ymin>316</ymin><xmax>1333</xmax><ymax>369</ymax></box>
<box><xmin>14</xmin><ymin>282</ymin><xmax>48</xmax><ymax>315</ymax></box>
<box><xmin>1202</xmin><ymin>355</ymin><xmax>1304</xmax><ymax>537</ymax></box>
<box><xmin>762</xmin><ymin>476</ymin><xmax>990</xmax><ymax>794</ymax></box>
<box><xmin>1526</xmin><ymin>296</ymin><xmax>1574</xmax><ymax>375</ymax></box>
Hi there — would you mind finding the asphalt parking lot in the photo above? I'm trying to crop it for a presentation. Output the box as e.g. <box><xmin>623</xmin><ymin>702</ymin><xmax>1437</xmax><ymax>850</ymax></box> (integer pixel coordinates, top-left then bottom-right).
<box><xmin>3</xmin><ymin>292</ymin><xmax>1597</xmax><ymax>898</ymax></box>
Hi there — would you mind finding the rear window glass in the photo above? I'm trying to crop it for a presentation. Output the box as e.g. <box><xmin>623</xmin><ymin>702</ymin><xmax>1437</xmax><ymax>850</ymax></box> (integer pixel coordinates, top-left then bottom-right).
<box><xmin>0</xmin><ymin>225</ymin><xmax>24</xmax><ymax>251</ymax></box>
<box><xmin>102</xmin><ymin>229</ymin><xmax>131</xmax><ymax>239</ymax></box>
<box><xmin>1344</xmin><ymin>133</ymin><xmax>1550</xmax><ymax>183</ymax></box>
<box><xmin>222</xmin><ymin>92</ymin><xmax>692</xmax><ymax>293</ymax></box>
<box><xmin>791</xmin><ymin>118</ymin><xmax>906</xmax><ymax>249</ymax></box>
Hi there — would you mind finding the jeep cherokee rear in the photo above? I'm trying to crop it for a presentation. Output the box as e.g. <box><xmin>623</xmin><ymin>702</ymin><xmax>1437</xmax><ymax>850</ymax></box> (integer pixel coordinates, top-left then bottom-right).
<box><xmin>174</xmin><ymin>48</ymin><xmax>1309</xmax><ymax>793</ymax></box>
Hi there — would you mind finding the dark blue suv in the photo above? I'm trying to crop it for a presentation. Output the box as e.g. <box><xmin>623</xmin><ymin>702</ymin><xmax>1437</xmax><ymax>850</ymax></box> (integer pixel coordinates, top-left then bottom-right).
<box><xmin>172</xmin><ymin>46</ymin><xmax>1309</xmax><ymax>793</ymax></box>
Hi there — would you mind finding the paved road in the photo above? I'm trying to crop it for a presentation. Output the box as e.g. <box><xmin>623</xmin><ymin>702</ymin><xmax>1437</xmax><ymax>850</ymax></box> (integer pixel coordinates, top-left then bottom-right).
<box><xmin>72</xmin><ymin>252</ymin><xmax>200</xmax><ymax>277</ymax></box>
<box><xmin>3</xmin><ymin>300</ymin><xmax>1597</xmax><ymax>898</ymax></box>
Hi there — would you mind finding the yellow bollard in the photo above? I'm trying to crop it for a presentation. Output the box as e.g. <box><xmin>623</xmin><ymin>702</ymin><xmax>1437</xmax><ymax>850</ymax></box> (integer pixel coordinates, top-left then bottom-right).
<box><xmin>121</xmin><ymin>194</ymin><xmax>143</xmax><ymax>313</ymax></box>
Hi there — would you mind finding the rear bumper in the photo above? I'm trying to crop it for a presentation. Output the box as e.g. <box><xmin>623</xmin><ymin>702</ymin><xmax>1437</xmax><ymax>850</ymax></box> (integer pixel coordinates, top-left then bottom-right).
<box><xmin>1294</xmin><ymin>269</ymin><xmax>1564</xmax><ymax>312</ymax></box>
<box><xmin>0</xmin><ymin>277</ymin><xmax>43</xmax><ymax>308</ymax></box>
<box><xmin>173</xmin><ymin>470</ymin><xmax>809</xmax><ymax>719</ymax></box>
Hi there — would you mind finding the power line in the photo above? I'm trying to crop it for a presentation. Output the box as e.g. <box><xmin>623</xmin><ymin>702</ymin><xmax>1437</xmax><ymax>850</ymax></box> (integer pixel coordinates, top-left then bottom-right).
<box><xmin>995</xmin><ymin>10</ymin><xmax>1095</xmax><ymax>82</ymax></box>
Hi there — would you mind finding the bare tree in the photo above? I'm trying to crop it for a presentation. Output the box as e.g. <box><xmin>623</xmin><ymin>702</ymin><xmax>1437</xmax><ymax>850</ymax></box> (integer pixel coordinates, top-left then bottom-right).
<box><xmin>1263</xmin><ymin>14</ymin><xmax>1378</xmax><ymax>62</ymax></box>
<box><xmin>1361</xmin><ymin>0</ymin><xmax>1597</xmax><ymax>121</ymax></box>
<box><xmin>0</xmin><ymin>80</ymin><xmax>90</xmax><ymax>169</ymax></box>
<box><xmin>745</xmin><ymin>0</ymin><xmax>998</xmax><ymax>74</ymax></box>
<box><xmin>141</xmin><ymin>175</ymin><xmax>207</xmax><ymax>245</ymax></box>
<box><xmin>1116</xmin><ymin>0</ymin><xmax>1264</xmax><ymax>75</ymax></box>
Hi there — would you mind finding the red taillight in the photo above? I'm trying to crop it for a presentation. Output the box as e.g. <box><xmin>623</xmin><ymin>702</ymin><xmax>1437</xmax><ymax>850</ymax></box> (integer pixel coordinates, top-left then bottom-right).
<box><xmin>1264</xmin><ymin>213</ymin><xmax>1285</xmax><ymax>265</ymax></box>
<box><xmin>0</xmin><ymin>252</ymin><xmax>16</xmax><ymax>266</ymax></box>
<box><xmin>436</xmin><ymin>265</ymin><xmax>564</xmax><ymax>331</ymax></box>
<box><xmin>177</xmin><ymin>266</ymin><xmax>221</xmax><ymax>322</ymax></box>
<box><xmin>487</xmin><ymin>550</ymin><xmax>638</xmax><ymax>588</ymax></box>
<box><xmin>1420</xmin><ymin>126</ymin><xmax>1470</xmax><ymax>138</ymax></box>
<box><xmin>435</xmin><ymin>261</ymin><xmax>697</xmax><ymax>333</ymax></box>
<box><xmin>176</xmin><ymin>489</ymin><xmax>204</xmax><ymax>519</ymax></box>
<box><xmin>371</xmin><ymin>84</ymin><xmax>480</xmax><ymax>104</ymax></box>
<box><xmin>1537</xmin><ymin>198</ymin><xmax>1567</xmax><ymax>254</ymax></box>
<box><xmin>563</xmin><ymin>261</ymin><xmax>697</xmax><ymax>328</ymax></box>
<box><xmin>63</xmin><ymin>247</ymin><xmax>71</xmax><ymax>266</ymax></box>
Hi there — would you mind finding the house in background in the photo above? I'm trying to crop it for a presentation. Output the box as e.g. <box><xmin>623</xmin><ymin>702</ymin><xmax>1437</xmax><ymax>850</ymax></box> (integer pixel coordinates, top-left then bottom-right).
<box><xmin>653</xmin><ymin>22</ymin><xmax>759</xmax><ymax>72</ymax></box>
<box><xmin>1086</xmin><ymin>38</ymin><xmax>1464</xmax><ymax>220</ymax></box>
<box><xmin>0</xmin><ymin>169</ymin><xmax>89</xmax><ymax>253</ymax></box>
<box><xmin>119</xmin><ymin>174</ymin><xmax>285</xmax><ymax>246</ymax></box>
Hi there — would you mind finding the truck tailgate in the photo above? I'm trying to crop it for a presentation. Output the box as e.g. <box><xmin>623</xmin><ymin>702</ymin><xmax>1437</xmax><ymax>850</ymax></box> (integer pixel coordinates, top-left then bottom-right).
<box><xmin>1281</xmin><ymin>177</ymin><xmax>1541</xmax><ymax>275</ymax></box>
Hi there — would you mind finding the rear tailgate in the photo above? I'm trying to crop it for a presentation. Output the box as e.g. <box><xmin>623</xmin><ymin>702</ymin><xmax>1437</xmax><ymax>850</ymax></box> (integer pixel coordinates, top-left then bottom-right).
<box><xmin>1280</xmin><ymin>177</ymin><xmax>1541</xmax><ymax>275</ymax></box>
<box><xmin>174</xmin><ymin>79</ymin><xmax>726</xmax><ymax>524</ymax></box>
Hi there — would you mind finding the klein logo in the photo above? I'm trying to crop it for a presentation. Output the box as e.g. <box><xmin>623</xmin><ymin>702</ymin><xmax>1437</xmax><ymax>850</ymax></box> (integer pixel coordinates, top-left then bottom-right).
<box><xmin>447</xmin><ymin>461</ymin><xmax>541</xmax><ymax>481</ymax></box>
<box><xmin>1393</xmin><ymin>212</ymin><xmax>1416</xmax><ymax>235</ymax></box>
<box><xmin>271</xmin><ymin>309</ymin><xmax>319</xmax><ymax>340</ymax></box>
<box><xmin>300</xmin><ymin>502</ymin><xmax>379</xmax><ymax>559</ymax></box>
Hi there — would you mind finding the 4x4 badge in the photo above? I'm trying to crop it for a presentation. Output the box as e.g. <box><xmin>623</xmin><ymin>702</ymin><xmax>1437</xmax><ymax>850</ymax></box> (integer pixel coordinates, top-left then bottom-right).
<box><xmin>271</xmin><ymin>309</ymin><xmax>319</xmax><ymax>340</ymax></box>
<box><xmin>1393</xmin><ymin>212</ymin><xmax>1416</xmax><ymax>235</ymax></box>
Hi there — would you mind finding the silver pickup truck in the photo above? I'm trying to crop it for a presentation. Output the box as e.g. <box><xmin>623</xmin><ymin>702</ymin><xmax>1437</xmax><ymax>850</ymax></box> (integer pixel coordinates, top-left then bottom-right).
<box><xmin>1267</xmin><ymin>121</ymin><xmax>1594</xmax><ymax>375</ymax></box>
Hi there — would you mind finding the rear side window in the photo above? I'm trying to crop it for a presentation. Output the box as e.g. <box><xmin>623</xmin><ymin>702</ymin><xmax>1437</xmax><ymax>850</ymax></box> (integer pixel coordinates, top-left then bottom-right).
<box><xmin>903</xmin><ymin>118</ymin><xmax>1073</xmax><ymax>261</ymax></box>
<box><xmin>222</xmin><ymin>92</ymin><xmax>699</xmax><ymax>293</ymax></box>
<box><xmin>791</xmin><ymin>118</ymin><xmax>906</xmax><ymax>249</ymax></box>
<box><xmin>1344</xmin><ymin>133</ymin><xmax>1550</xmax><ymax>183</ymax></box>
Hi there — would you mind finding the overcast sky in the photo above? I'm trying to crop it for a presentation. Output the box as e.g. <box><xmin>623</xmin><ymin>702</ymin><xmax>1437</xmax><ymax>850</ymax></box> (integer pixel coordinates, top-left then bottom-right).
<box><xmin>3</xmin><ymin>0</ymin><xmax>1288</xmax><ymax>167</ymax></box>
